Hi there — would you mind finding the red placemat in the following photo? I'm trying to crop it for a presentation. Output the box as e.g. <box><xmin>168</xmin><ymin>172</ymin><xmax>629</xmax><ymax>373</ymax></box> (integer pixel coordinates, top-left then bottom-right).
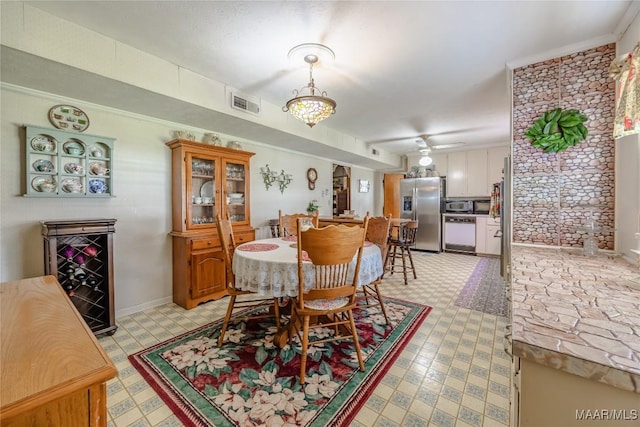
<box><xmin>237</xmin><ymin>243</ymin><xmax>279</xmax><ymax>252</ymax></box>
<box><xmin>298</xmin><ymin>250</ymin><xmax>311</xmax><ymax>262</ymax></box>
<box><xmin>282</xmin><ymin>235</ymin><xmax>297</xmax><ymax>241</ymax></box>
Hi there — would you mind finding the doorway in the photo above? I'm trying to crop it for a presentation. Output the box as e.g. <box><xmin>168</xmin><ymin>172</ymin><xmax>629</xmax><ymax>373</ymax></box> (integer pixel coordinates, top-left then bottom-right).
<box><xmin>332</xmin><ymin>164</ymin><xmax>350</xmax><ymax>216</ymax></box>
<box><xmin>383</xmin><ymin>173</ymin><xmax>405</xmax><ymax>218</ymax></box>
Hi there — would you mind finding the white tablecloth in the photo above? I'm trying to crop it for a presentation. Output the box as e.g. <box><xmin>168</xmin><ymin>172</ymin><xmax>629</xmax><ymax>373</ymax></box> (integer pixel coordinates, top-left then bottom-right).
<box><xmin>233</xmin><ymin>237</ymin><xmax>383</xmax><ymax>297</ymax></box>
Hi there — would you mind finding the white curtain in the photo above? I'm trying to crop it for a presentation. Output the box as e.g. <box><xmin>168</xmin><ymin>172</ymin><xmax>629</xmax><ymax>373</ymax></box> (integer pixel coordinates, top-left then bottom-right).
<box><xmin>609</xmin><ymin>42</ymin><xmax>640</xmax><ymax>139</ymax></box>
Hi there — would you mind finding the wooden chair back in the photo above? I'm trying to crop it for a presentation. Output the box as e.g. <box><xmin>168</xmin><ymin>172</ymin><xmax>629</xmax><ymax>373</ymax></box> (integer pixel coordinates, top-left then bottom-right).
<box><xmin>399</xmin><ymin>220</ymin><xmax>419</xmax><ymax>245</ymax></box>
<box><xmin>278</xmin><ymin>210</ymin><xmax>319</xmax><ymax>237</ymax></box>
<box><xmin>365</xmin><ymin>215</ymin><xmax>392</xmax><ymax>261</ymax></box>
<box><xmin>296</xmin><ymin>218</ymin><xmax>369</xmax><ymax>304</ymax></box>
<box><xmin>215</xmin><ymin>213</ymin><xmax>236</xmax><ymax>289</ymax></box>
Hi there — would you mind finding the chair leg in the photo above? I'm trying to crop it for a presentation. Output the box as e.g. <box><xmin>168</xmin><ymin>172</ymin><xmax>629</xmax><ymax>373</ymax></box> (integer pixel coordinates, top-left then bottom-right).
<box><xmin>272</xmin><ymin>297</ymin><xmax>281</xmax><ymax>328</ymax></box>
<box><xmin>388</xmin><ymin>244</ymin><xmax>398</xmax><ymax>276</ymax></box>
<box><xmin>401</xmin><ymin>246</ymin><xmax>409</xmax><ymax>285</ymax></box>
<box><xmin>288</xmin><ymin>305</ymin><xmax>300</xmax><ymax>346</ymax></box>
<box><xmin>373</xmin><ymin>282</ymin><xmax>390</xmax><ymax>325</ymax></box>
<box><xmin>299</xmin><ymin>315</ymin><xmax>311</xmax><ymax>384</ymax></box>
<box><xmin>218</xmin><ymin>295</ymin><xmax>237</xmax><ymax>347</ymax></box>
<box><xmin>381</xmin><ymin>247</ymin><xmax>391</xmax><ymax>279</ymax></box>
<box><xmin>407</xmin><ymin>248</ymin><xmax>417</xmax><ymax>279</ymax></box>
<box><xmin>348</xmin><ymin>310</ymin><xmax>365</xmax><ymax>372</ymax></box>
<box><xmin>361</xmin><ymin>285</ymin><xmax>372</xmax><ymax>306</ymax></box>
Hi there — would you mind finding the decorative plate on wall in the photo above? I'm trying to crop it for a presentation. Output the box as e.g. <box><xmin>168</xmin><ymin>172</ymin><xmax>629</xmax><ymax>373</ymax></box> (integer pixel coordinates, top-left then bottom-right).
<box><xmin>30</xmin><ymin>134</ymin><xmax>57</xmax><ymax>152</ymax></box>
<box><xmin>48</xmin><ymin>104</ymin><xmax>90</xmax><ymax>132</ymax></box>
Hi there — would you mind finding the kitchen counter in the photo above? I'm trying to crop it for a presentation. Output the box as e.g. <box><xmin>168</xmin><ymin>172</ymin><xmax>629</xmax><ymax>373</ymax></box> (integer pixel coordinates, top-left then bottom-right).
<box><xmin>510</xmin><ymin>245</ymin><xmax>640</xmax><ymax>393</ymax></box>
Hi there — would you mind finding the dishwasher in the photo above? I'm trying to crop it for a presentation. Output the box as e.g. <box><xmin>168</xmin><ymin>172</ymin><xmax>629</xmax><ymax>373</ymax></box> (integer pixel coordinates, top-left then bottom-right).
<box><xmin>444</xmin><ymin>215</ymin><xmax>476</xmax><ymax>253</ymax></box>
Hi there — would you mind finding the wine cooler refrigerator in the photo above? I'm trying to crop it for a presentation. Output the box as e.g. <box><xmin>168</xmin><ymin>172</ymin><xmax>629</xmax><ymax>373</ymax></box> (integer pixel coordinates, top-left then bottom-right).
<box><xmin>42</xmin><ymin>218</ymin><xmax>117</xmax><ymax>336</ymax></box>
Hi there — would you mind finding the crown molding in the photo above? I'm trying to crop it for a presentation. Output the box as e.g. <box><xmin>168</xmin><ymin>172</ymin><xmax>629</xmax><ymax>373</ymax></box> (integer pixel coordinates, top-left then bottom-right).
<box><xmin>506</xmin><ymin>35</ymin><xmax>616</xmax><ymax>70</ymax></box>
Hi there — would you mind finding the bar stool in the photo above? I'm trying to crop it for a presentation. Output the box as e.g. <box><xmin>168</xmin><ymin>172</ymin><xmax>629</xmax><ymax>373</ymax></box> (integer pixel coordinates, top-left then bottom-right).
<box><xmin>384</xmin><ymin>221</ymin><xmax>418</xmax><ymax>285</ymax></box>
<box><xmin>268</xmin><ymin>219</ymin><xmax>280</xmax><ymax>237</ymax></box>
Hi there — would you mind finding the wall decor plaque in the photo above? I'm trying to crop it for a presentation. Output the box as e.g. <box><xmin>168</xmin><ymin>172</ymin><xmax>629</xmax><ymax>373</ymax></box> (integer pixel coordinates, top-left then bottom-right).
<box><xmin>48</xmin><ymin>104</ymin><xmax>90</xmax><ymax>132</ymax></box>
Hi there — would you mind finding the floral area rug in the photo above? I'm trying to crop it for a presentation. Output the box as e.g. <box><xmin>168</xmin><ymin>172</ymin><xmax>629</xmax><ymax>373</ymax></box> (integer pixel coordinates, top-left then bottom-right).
<box><xmin>454</xmin><ymin>257</ymin><xmax>507</xmax><ymax>317</ymax></box>
<box><xmin>129</xmin><ymin>297</ymin><xmax>431</xmax><ymax>426</ymax></box>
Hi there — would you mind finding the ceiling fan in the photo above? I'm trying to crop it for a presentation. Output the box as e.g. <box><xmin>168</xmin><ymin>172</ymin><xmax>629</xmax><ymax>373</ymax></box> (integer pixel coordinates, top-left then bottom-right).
<box><xmin>413</xmin><ymin>135</ymin><xmax>465</xmax><ymax>166</ymax></box>
<box><xmin>414</xmin><ymin>134</ymin><xmax>465</xmax><ymax>151</ymax></box>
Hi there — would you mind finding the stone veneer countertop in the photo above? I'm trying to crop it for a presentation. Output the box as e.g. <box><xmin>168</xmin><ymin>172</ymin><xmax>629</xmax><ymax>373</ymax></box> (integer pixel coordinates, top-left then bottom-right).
<box><xmin>510</xmin><ymin>245</ymin><xmax>640</xmax><ymax>393</ymax></box>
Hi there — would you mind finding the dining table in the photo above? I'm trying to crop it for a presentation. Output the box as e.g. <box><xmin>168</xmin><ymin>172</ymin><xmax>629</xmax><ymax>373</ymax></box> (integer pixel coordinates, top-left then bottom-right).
<box><xmin>233</xmin><ymin>236</ymin><xmax>383</xmax><ymax>346</ymax></box>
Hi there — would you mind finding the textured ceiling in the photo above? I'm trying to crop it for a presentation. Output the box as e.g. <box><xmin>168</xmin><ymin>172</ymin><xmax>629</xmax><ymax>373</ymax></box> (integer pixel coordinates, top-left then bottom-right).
<box><xmin>12</xmin><ymin>1</ymin><xmax>637</xmax><ymax>161</ymax></box>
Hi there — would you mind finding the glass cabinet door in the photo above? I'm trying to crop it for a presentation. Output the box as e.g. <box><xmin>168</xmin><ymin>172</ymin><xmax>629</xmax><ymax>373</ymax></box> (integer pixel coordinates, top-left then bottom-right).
<box><xmin>187</xmin><ymin>154</ymin><xmax>217</xmax><ymax>229</ymax></box>
<box><xmin>223</xmin><ymin>160</ymin><xmax>248</xmax><ymax>224</ymax></box>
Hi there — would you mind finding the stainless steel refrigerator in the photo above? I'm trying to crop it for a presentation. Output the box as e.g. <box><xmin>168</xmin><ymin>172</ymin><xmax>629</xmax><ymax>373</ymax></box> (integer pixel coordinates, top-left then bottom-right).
<box><xmin>499</xmin><ymin>155</ymin><xmax>512</xmax><ymax>281</ymax></box>
<box><xmin>399</xmin><ymin>177</ymin><xmax>445</xmax><ymax>251</ymax></box>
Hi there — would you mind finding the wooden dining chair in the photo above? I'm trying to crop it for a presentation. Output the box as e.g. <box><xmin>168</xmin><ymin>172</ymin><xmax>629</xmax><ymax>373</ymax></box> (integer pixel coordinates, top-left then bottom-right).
<box><xmin>290</xmin><ymin>217</ymin><xmax>370</xmax><ymax>384</ymax></box>
<box><xmin>215</xmin><ymin>213</ymin><xmax>281</xmax><ymax>347</ymax></box>
<box><xmin>385</xmin><ymin>220</ymin><xmax>419</xmax><ymax>285</ymax></box>
<box><xmin>278</xmin><ymin>210</ymin><xmax>319</xmax><ymax>237</ymax></box>
<box><xmin>358</xmin><ymin>215</ymin><xmax>392</xmax><ymax>324</ymax></box>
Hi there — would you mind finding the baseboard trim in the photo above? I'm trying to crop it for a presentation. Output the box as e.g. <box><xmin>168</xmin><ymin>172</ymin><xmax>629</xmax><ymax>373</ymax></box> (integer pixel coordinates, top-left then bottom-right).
<box><xmin>116</xmin><ymin>296</ymin><xmax>173</xmax><ymax>318</ymax></box>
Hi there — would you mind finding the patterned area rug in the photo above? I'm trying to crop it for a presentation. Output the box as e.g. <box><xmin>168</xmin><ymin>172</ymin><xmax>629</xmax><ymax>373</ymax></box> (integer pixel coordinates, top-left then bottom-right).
<box><xmin>129</xmin><ymin>298</ymin><xmax>431</xmax><ymax>427</ymax></box>
<box><xmin>454</xmin><ymin>257</ymin><xmax>507</xmax><ymax>317</ymax></box>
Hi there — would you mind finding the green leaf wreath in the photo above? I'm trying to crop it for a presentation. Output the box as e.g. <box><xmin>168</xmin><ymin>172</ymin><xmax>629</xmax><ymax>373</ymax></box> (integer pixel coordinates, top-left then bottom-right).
<box><xmin>524</xmin><ymin>108</ymin><xmax>588</xmax><ymax>153</ymax></box>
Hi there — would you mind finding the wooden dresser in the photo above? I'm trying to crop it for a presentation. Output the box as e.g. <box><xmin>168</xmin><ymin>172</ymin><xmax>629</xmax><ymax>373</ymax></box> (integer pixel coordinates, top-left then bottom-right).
<box><xmin>0</xmin><ymin>275</ymin><xmax>117</xmax><ymax>426</ymax></box>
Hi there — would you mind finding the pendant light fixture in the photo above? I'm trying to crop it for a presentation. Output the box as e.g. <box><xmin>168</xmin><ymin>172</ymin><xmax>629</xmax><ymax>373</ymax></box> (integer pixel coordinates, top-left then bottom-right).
<box><xmin>283</xmin><ymin>43</ymin><xmax>337</xmax><ymax>128</ymax></box>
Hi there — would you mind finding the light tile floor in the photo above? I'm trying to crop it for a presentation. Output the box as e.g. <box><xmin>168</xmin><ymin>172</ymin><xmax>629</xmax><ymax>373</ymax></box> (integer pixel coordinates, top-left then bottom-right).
<box><xmin>99</xmin><ymin>252</ymin><xmax>511</xmax><ymax>427</ymax></box>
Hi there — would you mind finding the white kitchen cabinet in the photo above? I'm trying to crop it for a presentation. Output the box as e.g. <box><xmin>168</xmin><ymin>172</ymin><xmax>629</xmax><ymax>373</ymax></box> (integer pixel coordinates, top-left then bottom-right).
<box><xmin>466</xmin><ymin>149</ymin><xmax>488</xmax><ymax>197</ymax></box>
<box><xmin>485</xmin><ymin>219</ymin><xmax>501</xmax><ymax>255</ymax></box>
<box><xmin>446</xmin><ymin>151</ymin><xmax>467</xmax><ymax>197</ymax></box>
<box><xmin>446</xmin><ymin>149</ymin><xmax>495</xmax><ymax>197</ymax></box>
<box><xmin>429</xmin><ymin>153</ymin><xmax>447</xmax><ymax>177</ymax></box>
<box><xmin>475</xmin><ymin>216</ymin><xmax>501</xmax><ymax>255</ymax></box>
<box><xmin>476</xmin><ymin>216</ymin><xmax>488</xmax><ymax>253</ymax></box>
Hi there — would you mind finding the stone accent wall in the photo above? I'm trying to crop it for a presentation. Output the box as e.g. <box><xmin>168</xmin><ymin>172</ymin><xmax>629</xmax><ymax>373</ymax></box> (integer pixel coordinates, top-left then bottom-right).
<box><xmin>512</xmin><ymin>44</ymin><xmax>616</xmax><ymax>249</ymax></box>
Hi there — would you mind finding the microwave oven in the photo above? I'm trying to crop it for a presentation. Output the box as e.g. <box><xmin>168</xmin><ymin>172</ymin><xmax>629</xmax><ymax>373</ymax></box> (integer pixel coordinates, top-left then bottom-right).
<box><xmin>473</xmin><ymin>200</ymin><xmax>491</xmax><ymax>214</ymax></box>
<box><xmin>445</xmin><ymin>200</ymin><xmax>473</xmax><ymax>213</ymax></box>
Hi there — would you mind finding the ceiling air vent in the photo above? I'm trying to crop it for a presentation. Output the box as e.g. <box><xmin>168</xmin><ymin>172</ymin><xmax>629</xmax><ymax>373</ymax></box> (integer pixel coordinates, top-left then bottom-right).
<box><xmin>231</xmin><ymin>92</ymin><xmax>260</xmax><ymax>115</ymax></box>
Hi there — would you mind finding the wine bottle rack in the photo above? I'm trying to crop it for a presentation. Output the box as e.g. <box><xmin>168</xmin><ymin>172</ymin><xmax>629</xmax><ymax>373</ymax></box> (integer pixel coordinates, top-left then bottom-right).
<box><xmin>42</xmin><ymin>219</ymin><xmax>117</xmax><ymax>336</ymax></box>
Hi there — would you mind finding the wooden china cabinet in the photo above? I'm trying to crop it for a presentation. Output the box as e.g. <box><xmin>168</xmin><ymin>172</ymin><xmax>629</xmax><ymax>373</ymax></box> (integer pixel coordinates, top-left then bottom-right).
<box><xmin>167</xmin><ymin>139</ymin><xmax>255</xmax><ymax>309</ymax></box>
